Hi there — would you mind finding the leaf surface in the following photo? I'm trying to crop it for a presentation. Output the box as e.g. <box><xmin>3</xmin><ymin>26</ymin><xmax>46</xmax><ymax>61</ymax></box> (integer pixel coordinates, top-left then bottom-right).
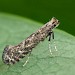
<box><xmin>0</xmin><ymin>13</ymin><xmax>75</xmax><ymax>75</ymax></box>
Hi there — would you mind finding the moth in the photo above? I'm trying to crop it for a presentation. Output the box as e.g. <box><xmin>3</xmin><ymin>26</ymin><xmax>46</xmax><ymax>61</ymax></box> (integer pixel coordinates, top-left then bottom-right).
<box><xmin>2</xmin><ymin>17</ymin><xmax>60</xmax><ymax>65</ymax></box>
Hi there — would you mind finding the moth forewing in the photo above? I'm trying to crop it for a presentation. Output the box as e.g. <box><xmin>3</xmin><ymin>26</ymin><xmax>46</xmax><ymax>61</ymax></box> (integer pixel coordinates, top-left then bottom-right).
<box><xmin>2</xmin><ymin>17</ymin><xmax>60</xmax><ymax>65</ymax></box>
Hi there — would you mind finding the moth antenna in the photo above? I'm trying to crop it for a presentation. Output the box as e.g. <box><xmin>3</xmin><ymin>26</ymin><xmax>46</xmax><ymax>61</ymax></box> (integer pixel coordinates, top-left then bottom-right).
<box><xmin>23</xmin><ymin>52</ymin><xmax>31</xmax><ymax>67</ymax></box>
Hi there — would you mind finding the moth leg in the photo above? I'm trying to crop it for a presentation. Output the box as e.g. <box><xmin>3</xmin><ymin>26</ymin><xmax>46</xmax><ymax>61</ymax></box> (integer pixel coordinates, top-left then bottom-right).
<box><xmin>48</xmin><ymin>41</ymin><xmax>52</xmax><ymax>55</ymax></box>
<box><xmin>53</xmin><ymin>40</ymin><xmax>58</xmax><ymax>52</ymax></box>
<box><xmin>23</xmin><ymin>51</ymin><xmax>31</xmax><ymax>67</ymax></box>
<box><xmin>51</xmin><ymin>31</ymin><xmax>54</xmax><ymax>39</ymax></box>
<box><xmin>48</xmin><ymin>32</ymin><xmax>52</xmax><ymax>55</ymax></box>
<box><xmin>48</xmin><ymin>31</ymin><xmax>54</xmax><ymax>41</ymax></box>
<box><xmin>51</xmin><ymin>31</ymin><xmax>58</xmax><ymax>52</ymax></box>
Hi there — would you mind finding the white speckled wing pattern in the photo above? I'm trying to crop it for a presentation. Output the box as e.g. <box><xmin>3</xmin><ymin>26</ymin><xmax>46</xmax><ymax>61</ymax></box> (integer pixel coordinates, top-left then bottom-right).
<box><xmin>2</xmin><ymin>17</ymin><xmax>60</xmax><ymax>65</ymax></box>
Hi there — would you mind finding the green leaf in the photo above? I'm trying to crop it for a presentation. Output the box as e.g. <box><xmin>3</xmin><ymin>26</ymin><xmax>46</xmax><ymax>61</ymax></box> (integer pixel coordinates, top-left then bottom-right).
<box><xmin>0</xmin><ymin>13</ymin><xmax>75</xmax><ymax>75</ymax></box>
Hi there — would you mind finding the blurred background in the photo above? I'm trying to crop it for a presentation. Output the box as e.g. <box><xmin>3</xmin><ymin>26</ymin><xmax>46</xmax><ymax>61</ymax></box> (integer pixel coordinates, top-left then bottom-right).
<box><xmin>0</xmin><ymin>0</ymin><xmax>75</xmax><ymax>36</ymax></box>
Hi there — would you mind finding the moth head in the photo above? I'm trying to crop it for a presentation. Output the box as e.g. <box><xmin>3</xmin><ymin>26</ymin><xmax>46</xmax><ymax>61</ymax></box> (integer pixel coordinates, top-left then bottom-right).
<box><xmin>51</xmin><ymin>17</ymin><xmax>60</xmax><ymax>28</ymax></box>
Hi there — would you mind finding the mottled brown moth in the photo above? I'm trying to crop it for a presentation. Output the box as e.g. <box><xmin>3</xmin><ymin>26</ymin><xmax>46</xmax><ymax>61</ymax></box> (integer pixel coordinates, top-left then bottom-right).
<box><xmin>2</xmin><ymin>17</ymin><xmax>60</xmax><ymax>66</ymax></box>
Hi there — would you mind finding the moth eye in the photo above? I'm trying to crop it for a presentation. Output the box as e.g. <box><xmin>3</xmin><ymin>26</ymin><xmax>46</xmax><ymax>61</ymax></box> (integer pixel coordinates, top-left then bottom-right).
<box><xmin>54</xmin><ymin>24</ymin><xmax>56</xmax><ymax>27</ymax></box>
